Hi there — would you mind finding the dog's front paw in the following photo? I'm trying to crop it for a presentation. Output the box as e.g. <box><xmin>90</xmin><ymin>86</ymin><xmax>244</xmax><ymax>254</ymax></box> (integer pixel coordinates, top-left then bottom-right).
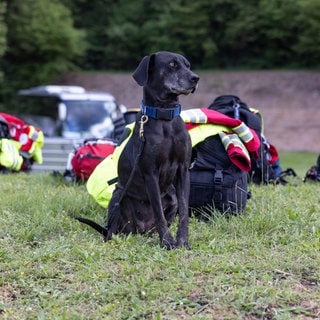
<box><xmin>161</xmin><ymin>233</ymin><xmax>177</xmax><ymax>250</ymax></box>
<box><xmin>176</xmin><ymin>239</ymin><xmax>191</xmax><ymax>250</ymax></box>
<box><xmin>162</xmin><ymin>242</ymin><xmax>176</xmax><ymax>250</ymax></box>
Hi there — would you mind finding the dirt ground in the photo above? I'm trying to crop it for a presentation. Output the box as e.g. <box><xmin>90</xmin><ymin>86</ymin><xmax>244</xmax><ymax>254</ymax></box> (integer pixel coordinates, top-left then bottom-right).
<box><xmin>58</xmin><ymin>70</ymin><xmax>320</xmax><ymax>153</ymax></box>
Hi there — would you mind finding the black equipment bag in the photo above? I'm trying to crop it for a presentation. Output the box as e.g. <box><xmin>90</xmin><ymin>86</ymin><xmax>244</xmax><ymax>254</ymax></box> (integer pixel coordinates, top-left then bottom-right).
<box><xmin>208</xmin><ymin>95</ymin><xmax>277</xmax><ymax>184</ymax></box>
<box><xmin>303</xmin><ymin>154</ymin><xmax>320</xmax><ymax>182</ymax></box>
<box><xmin>208</xmin><ymin>95</ymin><xmax>261</xmax><ymax>135</ymax></box>
<box><xmin>189</xmin><ymin>134</ymin><xmax>249</xmax><ymax>217</ymax></box>
<box><xmin>0</xmin><ymin>116</ymin><xmax>9</xmax><ymax>139</ymax></box>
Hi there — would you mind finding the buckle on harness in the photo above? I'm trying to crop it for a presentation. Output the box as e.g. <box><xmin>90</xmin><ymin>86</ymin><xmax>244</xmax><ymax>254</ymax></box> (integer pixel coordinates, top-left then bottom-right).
<box><xmin>214</xmin><ymin>169</ymin><xmax>223</xmax><ymax>202</ymax></box>
<box><xmin>214</xmin><ymin>169</ymin><xmax>223</xmax><ymax>184</ymax></box>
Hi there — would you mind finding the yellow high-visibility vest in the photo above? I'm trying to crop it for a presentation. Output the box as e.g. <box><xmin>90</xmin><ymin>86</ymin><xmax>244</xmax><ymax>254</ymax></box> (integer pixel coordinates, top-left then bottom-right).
<box><xmin>0</xmin><ymin>139</ymin><xmax>23</xmax><ymax>171</ymax></box>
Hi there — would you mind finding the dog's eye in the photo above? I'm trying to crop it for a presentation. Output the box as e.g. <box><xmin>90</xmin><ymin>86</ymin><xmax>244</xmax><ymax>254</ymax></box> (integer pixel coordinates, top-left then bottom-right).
<box><xmin>169</xmin><ymin>61</ymin><xmax>177</xmax><ymax>68</ymax></box>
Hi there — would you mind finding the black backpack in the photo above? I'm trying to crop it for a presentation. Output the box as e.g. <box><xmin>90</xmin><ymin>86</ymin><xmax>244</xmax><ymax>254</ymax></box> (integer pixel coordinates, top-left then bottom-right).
<box><xmin>189</xmin><ymin>133</ymin><xmax>249</xmax><ymax>217</ymax></box>
<box><xmin>0</xmin><ymin>116</ymin><xmax>9</xmax><ymax>139</ymax></box>
<box><xmin>303</xmin><ymin>154</ymin><xmax>320</xmax><ymax>182</ymax></box>
<box><xmin>0</xmin><ymin>116</ymin><xmax>10</xmax><ymax>173</ymax></box>
<box><xmin>188</xmin><ymin>97</ymin><xmax>254</xmax><ymax>217</ymax></box>
<box><xmin>208</xmin><ymin>95</ymin><xmax>277</xmax><ymax>184</ymax></box>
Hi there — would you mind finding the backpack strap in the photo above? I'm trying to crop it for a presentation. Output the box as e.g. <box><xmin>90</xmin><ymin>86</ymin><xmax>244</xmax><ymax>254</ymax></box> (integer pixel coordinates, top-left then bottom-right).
<box><xmin>250</xmin><ymin>107</ymin><xmax>265</xmax><ymax>134</ymax></box>
<box><xmin>213</xmin><ymin>167</ymin><xmax>223</xmax><ymax>204</ymax></box>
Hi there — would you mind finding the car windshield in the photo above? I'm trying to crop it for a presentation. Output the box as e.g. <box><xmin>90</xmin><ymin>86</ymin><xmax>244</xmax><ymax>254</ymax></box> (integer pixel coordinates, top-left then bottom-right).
<box><xmin>63</xmin><ymin>100</ymin><xmax>117</xmax><ymax>138</ymax></box>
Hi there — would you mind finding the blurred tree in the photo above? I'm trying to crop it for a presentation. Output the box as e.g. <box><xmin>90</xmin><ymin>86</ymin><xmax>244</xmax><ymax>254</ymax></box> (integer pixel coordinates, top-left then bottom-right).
<box><xmin>52</xmin><ymin>0</ymin><xmax>320</xmax><ymax>70</ymax></box>
<box><xmin>0</xmin><ymin>2</ymin><xmax>7</xmax><ymax>82</ymax></box>
<box><xmin>203</xmin><ymin>0</ymin><xmax>244</xmax><ymax>68</ymax></box>
<box><xmin>294</xmin><ymin>0</ymin><xmax>320</xmax><ymax>67</ymax></box>
<box><xmin>144</xmin><ymin>1</ymin><xmax>215</xmax><ymax>69</ymax></box>
<box><xmin>103</xmin><ymin>0</ymin><xmax>216</xmax><ymax>70</ymax></box>
<box><xmin>103</xmin><ymin>0</ymin><xmax>153</xmax><ymax>69</ymax></box>
<box><xmin>2</xmin><ymin>0</ymin><xmax>87</xmax><ymax>96</ymax></box>
<box><xmin>219</xmin><ymin>0</ymin><xmax>300</xmax><ymax>68</ymax></box>
<box><xmin>60</xmin><ymin>0</ymin><xmax>115</xmax><ymax>69</ymax></box>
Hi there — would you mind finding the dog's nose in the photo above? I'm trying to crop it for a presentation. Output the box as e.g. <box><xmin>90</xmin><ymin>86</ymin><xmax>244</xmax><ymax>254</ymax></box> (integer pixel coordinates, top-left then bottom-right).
<box><xmin>190</xmin><ymin>74</ymin><xmax>200</xmax><ymax>93</ymax></box>
<box><xmin>191</xmin><ymin>74</ymin><xmax>200</xmax><ymax>83</ymax></box>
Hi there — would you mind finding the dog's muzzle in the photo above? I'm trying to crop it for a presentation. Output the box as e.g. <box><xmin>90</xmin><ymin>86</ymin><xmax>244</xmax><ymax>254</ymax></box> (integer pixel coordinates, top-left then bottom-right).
<box><xmin>191</xmin><ymin>82</ymin><xmax>198</xmax><ymax>93</ymax></box>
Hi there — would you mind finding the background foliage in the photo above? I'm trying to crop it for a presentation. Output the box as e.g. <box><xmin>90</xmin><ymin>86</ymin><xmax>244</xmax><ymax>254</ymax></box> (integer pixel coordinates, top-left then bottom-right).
<box><xmin>0</xmin><ymin>0</ymin><xmax>320</xmax><ymax>108</ymax></box>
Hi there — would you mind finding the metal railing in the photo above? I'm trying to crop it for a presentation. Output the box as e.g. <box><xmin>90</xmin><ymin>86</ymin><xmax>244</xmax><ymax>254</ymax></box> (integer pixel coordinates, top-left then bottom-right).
<box><xmin>31</xmin><ymin>138</ymin><xmax>82</xmax><ymax>174</ymax></box>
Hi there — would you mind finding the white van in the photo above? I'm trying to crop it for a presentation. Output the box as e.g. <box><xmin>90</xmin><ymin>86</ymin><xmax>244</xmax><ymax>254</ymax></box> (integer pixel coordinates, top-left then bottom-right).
<box><xmin>18</xmin><ymin>85</ymin><xmax>127</xmax><ymax>139</ymax></box>
<box><xmin>17</xmin><ymin>85</ymin><xmax>127</xmax><ymax>172</ymax></box>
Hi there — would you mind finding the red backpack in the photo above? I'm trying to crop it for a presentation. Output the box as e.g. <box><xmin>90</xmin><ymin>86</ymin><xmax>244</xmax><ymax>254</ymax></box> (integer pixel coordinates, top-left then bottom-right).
<box><xmin>0</xmin><ymin>112</ymin><xmax>44</xmax><ymax>172</ymax></box>
<box><xmin>70</xmin><ymin>139</ymin><xmax>116</xmax><ymax>181</ymax></box>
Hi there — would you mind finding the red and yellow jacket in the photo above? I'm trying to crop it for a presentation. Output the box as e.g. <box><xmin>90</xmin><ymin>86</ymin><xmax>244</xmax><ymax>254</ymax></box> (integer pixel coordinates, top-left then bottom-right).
<box><xmin>181</xmin><ymin>108</ymin><xmax>260</xmax><ymax>171</ymax></box>
<box><xmin>0</xmin><ymin>113</ymin><xmax>44</xmax><ymax>171</ymax></box>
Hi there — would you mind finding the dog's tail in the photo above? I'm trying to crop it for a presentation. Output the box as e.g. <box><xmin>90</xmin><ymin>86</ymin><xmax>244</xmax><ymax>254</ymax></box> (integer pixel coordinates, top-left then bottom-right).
<box><xmin>75</xmin><ymin>217</ymin><xmax>108</xmax><ymax>239</ymax></box>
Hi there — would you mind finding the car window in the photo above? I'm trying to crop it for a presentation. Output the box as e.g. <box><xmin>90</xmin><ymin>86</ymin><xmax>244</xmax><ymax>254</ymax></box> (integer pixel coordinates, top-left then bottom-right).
<box><xmin>63</xmin><ymin>100</ymin><xmax>117</xmax><ymax>138</ymax></box>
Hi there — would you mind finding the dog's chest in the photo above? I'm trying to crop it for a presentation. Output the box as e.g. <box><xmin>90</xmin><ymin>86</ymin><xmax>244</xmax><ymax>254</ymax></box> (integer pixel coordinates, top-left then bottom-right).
<box><xmin>145</xmin><ymin>120</ymin><xmax>189</xmax><ymax>158</ymax></box>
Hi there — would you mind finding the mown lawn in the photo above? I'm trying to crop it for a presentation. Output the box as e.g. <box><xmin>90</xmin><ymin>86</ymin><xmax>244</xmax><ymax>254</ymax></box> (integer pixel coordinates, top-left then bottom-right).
<box><xmin>0</xmin><ymin>152</ymin><xmax>319</xmax><ymax>319</ymax></box>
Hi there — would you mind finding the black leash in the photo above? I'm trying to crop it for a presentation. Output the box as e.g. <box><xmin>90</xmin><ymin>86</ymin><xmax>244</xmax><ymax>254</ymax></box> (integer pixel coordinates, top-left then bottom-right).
<box><xmin>106</xmin><ymin>115</ymin><xmax>148</xmax><ymax>234</ymax></box>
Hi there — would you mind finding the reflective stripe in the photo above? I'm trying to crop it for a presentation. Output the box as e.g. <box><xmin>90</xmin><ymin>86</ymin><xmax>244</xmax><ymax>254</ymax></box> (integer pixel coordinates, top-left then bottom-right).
<box><xmin>181</xmin><ymin>109</ymin><xmax>207</xmax><ymax>123</ymax></box>
<box><xmin>29</xmin><ymin>126</ymin><xmax>39</xmax><ymax>141</ymax></box>
<box><xmin>219</xmin><ymin>132</ymin><xmax>250</xmax><ymax>161</ymax></box>
<box><xmin>219</xmin><ymin>132</ymin><xmax>233</xmax><ymax>149</ymax></box>
<box><xmin>233</xmin><ymin>123</ymin><xmax>253</xmax><ymax>143</ymax></box>
<box><xmin>0</xmin><ymin>139</ymin><xmax>23</xmax><ymax>170</ymax></box>
<box><xmin>9</xmin><ymin>140</ymin><xmax>22</xmax><ymax>170</ymax></box>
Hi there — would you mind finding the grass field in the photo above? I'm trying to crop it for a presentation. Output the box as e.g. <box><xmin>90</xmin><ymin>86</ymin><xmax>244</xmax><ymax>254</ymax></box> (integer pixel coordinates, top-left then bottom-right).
<box><xmin>0</xmin><ymin>151</ymin><xmax>319</xmax><ymax>319</ymax></box>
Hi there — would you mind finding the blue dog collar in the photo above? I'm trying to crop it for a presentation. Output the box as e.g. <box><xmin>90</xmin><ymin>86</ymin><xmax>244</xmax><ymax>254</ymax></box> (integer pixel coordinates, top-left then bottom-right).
<box><xmin>140</xmin><ymin>101</ymin><xmax>181</xmax><ymax>120</ymax></box>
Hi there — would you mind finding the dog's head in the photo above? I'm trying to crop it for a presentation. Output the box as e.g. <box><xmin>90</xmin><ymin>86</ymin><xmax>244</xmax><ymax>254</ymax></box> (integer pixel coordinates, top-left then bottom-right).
<box><xmin>133</xmin><ymin>51</ymin><xmax>199</xmax><ymax>101</ymax></box>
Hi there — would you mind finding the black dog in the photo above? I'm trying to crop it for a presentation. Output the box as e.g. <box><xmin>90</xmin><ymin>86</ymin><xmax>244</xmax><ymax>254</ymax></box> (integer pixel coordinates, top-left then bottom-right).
<box><xmin>77</xmin><ymin>51</ymin><xmax>199</xmax><ymax>249</ymax></box>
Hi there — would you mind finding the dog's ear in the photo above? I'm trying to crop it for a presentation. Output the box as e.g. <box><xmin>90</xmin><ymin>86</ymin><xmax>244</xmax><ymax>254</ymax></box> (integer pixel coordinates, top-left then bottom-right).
<box><xmin>132</xmin><ymin>55</ymin><xmax>151</xmax><ymax>86</ymax></box>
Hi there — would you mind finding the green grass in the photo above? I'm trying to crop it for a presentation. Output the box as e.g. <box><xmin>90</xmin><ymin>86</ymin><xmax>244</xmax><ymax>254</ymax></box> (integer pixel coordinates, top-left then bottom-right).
<box><xmin>279</xmin><ymin>151</ymin><xmax>317</xmax><ymax>178</ymax></box>
<box><xmin>0</xmin><ymin>152</ymin><xmax>319</xmax><ymax>319</ymax></box>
